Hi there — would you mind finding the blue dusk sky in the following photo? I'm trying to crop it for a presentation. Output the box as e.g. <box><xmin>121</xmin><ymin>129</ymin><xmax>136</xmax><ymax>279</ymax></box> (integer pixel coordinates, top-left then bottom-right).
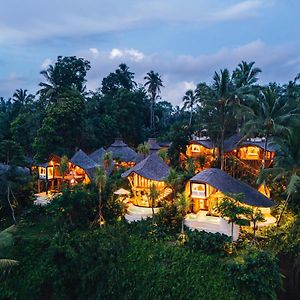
<box><xmin>0</xmin><ymin>0</ymin><xmax>300</xmax><ymax>105</ymax></box>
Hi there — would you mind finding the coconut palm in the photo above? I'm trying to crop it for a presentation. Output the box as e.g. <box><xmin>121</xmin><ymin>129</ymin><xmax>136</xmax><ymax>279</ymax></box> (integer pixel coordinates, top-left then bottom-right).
<box><xmin>244</xmin><ymin>85</ymin><xmax>300</xmax><ymax>169</ymax></box>
<box><xmin>94</xmin><ymin>167</ymin><xmax>107</xmax><ymax>226</ymax></box>
<box><xmin>0</xmin><ymin>226</ymin><xmax>18</xmax><ymax>274</ymax></box>
<box><xmin>233</xmin><ymin>61</ymin><xmax>262</xmax><ymax>88</ymax></box>
<box><xmin>258</xmin><ymin>129</ymin><xmax>300</xmax><ymax>226</ymax></box>
<box><xmin>137</xmin><ymin>142</ymin><xmax>150</xmax><ymax>159</ymax></box>
<box><xmin>144</xmin><ymin>71</ymin><xmax>164</xmax><ymax>130</ymax></box>
<box><xmin>209</xmin><ymin>69</ymin><xmax>238</xmax><ymax>170</ymax></box>
<box><xmin>102</xmin><ymin>151</ymin><xmax>113</xmax><ymax>172</ymax></box>
<box><xmin>215</xmin><ymin>194</ymin><xmax>252</xmax><ymax>251</ymax></box>
<box><xmin>12</xmin><ymin>89</ymin><xmax>34</xmax><ymax>105</ymax></box>
<box><xmin>164</xmin><ymin>168</ymin><xmax>184</xmax><ymax>199</ymax></box>
<box><xmin>59</xmin><ymin>155</ymin><xmax>69</xmax><ymax>187</ymax></box>
<box><xmin>175</xmin><ymin>193</ymin><xmax>190</xmax><ymax>235</ymax></box>
<box><xmin>245</xmin><ymin>208</ymin><xmax>265</xmax><ymax>246</ymax></box>
<box><xmin>38</xmin><ymin>64</ymin><xmax>59</xmax><ymax>103</ymax></box>
<box><xmin>115</xmin><ymin>63</ymin><xmax>136</xmax><ymax>90</ymax></box>
<box><xmin>149</xmin><ymin>183</ymin><xmax>159</xmax><ymax>220</ymax></box>
<box><xmin>182</xmin><ymin>89</ymin><xmax>197</xmax><ymax>127</ymax></box>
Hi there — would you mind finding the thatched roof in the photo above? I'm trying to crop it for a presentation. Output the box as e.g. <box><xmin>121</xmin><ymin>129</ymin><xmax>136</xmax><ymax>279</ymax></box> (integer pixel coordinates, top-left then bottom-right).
<box><xmin>121</xmin><ymin>153</ymin><xmax>170</xmax><ymax>181</ymax></box>
<box><xmin>158</xmin><ymin>141</ymin><xmax>171</xmax><ymax>148</ymax></box>
<box><xmin>89</xmin><ymin>147</ymin><xmax>114</xmax><ymax>175</ymax></box>
<box><xmin>190</xmin><ymin>168</ymin><xmax>274</xmax><ymax>207</ymax></box>
<box><xmin>107</xmin><ymin>138</ymin><xmax>140</xmax><ymax>163</ymax></box>
<box><xmin>189</xmin><ymin>138</ymin><xmax>214</xmax><ymax>149</ymax></box>
<box><xmin>147</xmin><ymin>138</ymin><xmax>161</xmax><ymax>152</ymax></box>
<box><xmin>224</xmin><ymin>133</ymin><xmax>276</xmax><ymax>152</ymax></box>
<box><xmin>70</xmin><ymin>149</ymin><xmax>99</xmax><ymax>180</ymax></box>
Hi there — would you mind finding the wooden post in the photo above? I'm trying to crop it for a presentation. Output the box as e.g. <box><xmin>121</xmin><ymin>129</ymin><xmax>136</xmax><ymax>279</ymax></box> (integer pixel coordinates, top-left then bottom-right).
<box><xmin>38</xmin><ymin>179</ymin><xmax>41</xmax><ymax>194</ymax></box>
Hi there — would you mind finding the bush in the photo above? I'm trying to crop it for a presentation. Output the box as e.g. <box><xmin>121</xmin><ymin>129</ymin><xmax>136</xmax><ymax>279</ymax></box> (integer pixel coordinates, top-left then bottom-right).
<box><xmin>1</xmin><ymin>223</ymin><xmax>244</xmax><ymax>300</ymax></box>
<box><xmin>47</xmin><ymin>187</ymin><xmax>97</xmax><ymax>228</ymax></box>
<box><xmin>227</xmin><ymin>250</ymin><xmax>283</xmax><ymax>299</ymax></box>
<box><xmin>186</xmin><ymin>229</ymin><xmax>230</xmax><ymax>254</ymax></box>
<box><xmin>155</xmin><ymin>202</ymin><xmax>181</xmax><ymax>234</ymax></box>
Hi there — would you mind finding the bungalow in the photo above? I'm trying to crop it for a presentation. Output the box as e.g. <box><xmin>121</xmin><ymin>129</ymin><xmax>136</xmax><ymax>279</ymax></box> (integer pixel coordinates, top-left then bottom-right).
<box><xmin>224</xmin><ymin>134</ymin><xmax>276</xmax><ymax>171</ymax></box>
<box><xmin>36</xmin><ymin>150</ymin><xmax>99</xmax><ymax>194</ymax></box>
<box><xmin>107</xmin><ymin>138</ymin><xmax>141</xmax><ymax>168</ymax></box>
<box><xmin>185</xmin><ymin>137</ymin><xmax>217</xmax><ymax>170</ymax></box>
<box><xmin>147</xmin><ymin>138</ymin><xmax>161</xmax><ymax>154</ymax></box>
<box><xmin>121</xmin><ymin>153</ymin><xmax>172</xmax><ymax>222</ymax></box>
<box><xmin>185</xmin><ymin>168</ymin><xmax>275</xmax><ymax>240</ymax></box>
<box><xmin>89</xmin><ymin>147</ymin><xmax>114</xmax><ymax>175</ymax></box>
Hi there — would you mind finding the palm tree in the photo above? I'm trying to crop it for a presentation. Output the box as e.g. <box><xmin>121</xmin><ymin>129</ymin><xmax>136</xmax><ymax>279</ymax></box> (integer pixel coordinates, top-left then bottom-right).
<box><xmin>12</xmin><ymin>89</ymin><xmax>34</xmax><ymax>105</ymax></box>
<box><xmin>182</xmin><ymin>89</ymin><xmax>197</xmax><ymax>127</ymax></box>
<box><xmin>244</xmin><ymin>85</ymin><xmax>300</xmax><ymax>169</ymax></box>
<box><xmin>0</xmin><ymin>259</ymin><xmax>18</xmax><ymax>273</ymax></box>
<box><xmin>175</xmin><ymin>193</ymin><xmax>190</xmax><ymax>235</ymax></box>
<box><xmin>38</xmin><ymin>64</ymin><xmax>59</xmax><ymax>105</ymax></box>
<box><xmin>149</xmin><ymin>183</ymin><xmax>159</xmax><ymax>220</ymax></box>
<box><xmin>215</xmin><ymin>195</ymin><xmax>252</xmax><ymax>252</ymax></box>
<box><xmin>0</xmin><ymin>226</ymin><xmax>18</xmax><ymax>274</ymax></box>
<box><xmin>258</xmin><ymin>129</ymin><xmax>300</xmax><ymax>226</ymax></box>
<box><xmin>116</xmin><ymin>63</ymin><xmax>137</xmax><ymax>90</ymax></box>
<box><xmin>164</xmin><ymin>168</ymin><xmax>184</xmax><ymax>199</ymax></box>
<box><xmin>137</xmin><ymin>142</ymin><xmax>150</xmax><ymax>159</ymax></box>
<box><xmin>59</xmin><ymin>155</ymin><xmax>69</xmax><ymax>188</ymax></box>
<box><xmin>233</xmin><ymin>61</ymin><xmax>262</xmax><ymax>88</ymax></box>
<box><xmin>211</xmin><ymin>69</ymin><xmax>238</xmax><ymax>170</ymax></box>
<box><xmin>94</xmin><ymin>167</ymin><xmax>107</xmax><ymax>226</ymax></box>
<box><xmin>245</xmin><ymin>208</ymin><xmax>265</xmax><ymax>246</ymax></box>
<box><xmin>144</xmin><ymin>71</ymin><xmax>164</xmax><ymax>131</ymax></box>
<box><xmin>102</xmin><ymin>151</ymin><xmax>113</xmax><ymax>172</ymax></box>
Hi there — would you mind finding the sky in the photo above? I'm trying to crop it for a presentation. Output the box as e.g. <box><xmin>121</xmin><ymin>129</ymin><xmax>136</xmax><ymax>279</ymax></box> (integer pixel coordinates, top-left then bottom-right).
<box><xmin>0</xmin><ymin>0</ymin><xmax>300</xmax><ymax>105</ymax></box>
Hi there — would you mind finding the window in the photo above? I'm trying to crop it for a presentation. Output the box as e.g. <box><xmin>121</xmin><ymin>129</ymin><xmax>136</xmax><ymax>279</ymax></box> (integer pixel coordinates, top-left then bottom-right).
<box><xmin>192</xmin><ymin>145</ymin><xmax>201</xmax><ymax>152</ymax></box>
<box><xmin>191</xmin><ymin>183</ymin><xmax>206</xmax><ymax>198</ymax></box>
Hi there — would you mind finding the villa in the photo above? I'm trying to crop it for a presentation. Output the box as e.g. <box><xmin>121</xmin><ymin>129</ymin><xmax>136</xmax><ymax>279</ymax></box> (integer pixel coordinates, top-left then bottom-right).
<box><xmin>121</xmin><ymin>153</ymin><xmax>172</xmax><ymax>222</ymax></box>
<box><xmin>185</xmin><ymin>136</ymin><xmax>217</xmax><ymax>169</ymax></box>
<box><xmin>35</xmin><ymin>150</ymin><xmax>99</xmax><ymax>195</ymax></box>
<box><xmin>184</xmin><ymin>168</ymin><xmax>275</xmax><ymax>240</ymax></box>
<box><xmin>224</xmin><ymin>134</ymin><xmax>276</xmax><ymax>171</ymax></box>
<box><xmin>107</xmin><ymin>138</ymin><xmax>141</xmax><ymax>168</ymax></box>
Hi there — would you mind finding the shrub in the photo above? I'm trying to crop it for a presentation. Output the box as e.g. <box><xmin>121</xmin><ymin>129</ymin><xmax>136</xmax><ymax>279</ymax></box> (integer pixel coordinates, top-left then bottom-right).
<box><xmin>227</xmin><ymin>250</ymin><xmax>283</xmax><ymax>299</ymax></box>
<box><xmin>186</xmin><ymin>229</ymin><xmax>230</xmax><ymax>254</ymax></box>
<box><xmin>47</xmin><ymin>187</ymin><xmax>97</xmax><ymax>228</ymax></box>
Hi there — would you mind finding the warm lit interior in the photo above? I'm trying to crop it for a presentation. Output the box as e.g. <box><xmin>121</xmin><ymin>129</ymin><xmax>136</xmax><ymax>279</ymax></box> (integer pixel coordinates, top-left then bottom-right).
<box><xmin>127</xmin><ymin>172</ymin><xmax>170</xmax><ymax>207</ymax></box>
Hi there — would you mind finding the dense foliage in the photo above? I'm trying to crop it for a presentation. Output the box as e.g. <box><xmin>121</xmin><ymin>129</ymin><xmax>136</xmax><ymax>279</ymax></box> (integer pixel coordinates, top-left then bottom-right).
<box><xmin>1</xmin><ymin>56</ymin><xmax>300</xmax><ymax>298</ymax></box>
<box><xmin>0</xmin><ymin>219</ymin><xmax>281</xmax><ymax>300</ymax></box>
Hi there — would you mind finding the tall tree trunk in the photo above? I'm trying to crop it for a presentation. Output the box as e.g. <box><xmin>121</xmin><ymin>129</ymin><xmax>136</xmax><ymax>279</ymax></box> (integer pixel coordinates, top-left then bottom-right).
<box><xmin>181</xmin><ymin>218</ymin><xmax>185</xmax><ymax>234</ymax></box>
<box><xmin>277</xmin><ymin>193</ymin><xmax>291</xmax><ymax>226</ymax></box>
<box><xmin>262</xmin><ymin>133</ymin><xmax>269</xmax><ymax>170</ymax></box>
<box><xmin>150</xmin><ymin>99</ymin><xmax>153</xmax><ymax>129</ymax></box>
<box><xmin>98</xmin><ymin>187</ymin><xmax>104</xmax><ymax>226</ymax></box>
<box><xmin>189</xmin><ymin>108</ymin><xmax>193</xmax><ymax>127</ymax></box>
<box><xmin>7</xmin><ymin>186</ymin><xmax>16</xmax><ymax>224</ymax></box>
<box><xmin>220</xmin><ymin>128</ymin><xmax>225</xmax><ymax>171</ymax></box>
<box><xmin>231</xmin><ymin>222</ymin><xmax>234</xmax><ymax>244</ymax></box>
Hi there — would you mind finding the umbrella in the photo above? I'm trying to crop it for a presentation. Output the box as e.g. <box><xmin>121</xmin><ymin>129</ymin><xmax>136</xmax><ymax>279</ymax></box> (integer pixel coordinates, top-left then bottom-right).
<box><xmin>114</xmin><ymin>188</ymin><xmax>130</xmax><ymax>195</ymax></box>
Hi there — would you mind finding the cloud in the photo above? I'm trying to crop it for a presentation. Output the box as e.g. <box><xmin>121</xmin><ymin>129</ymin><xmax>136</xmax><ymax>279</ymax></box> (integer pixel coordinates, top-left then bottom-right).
<box><xmin>209</xmin><ymin>0</ymin><xmax>264</xmax><ymax>22</ymax></box>
<box><xmin>109</xmin><ymin>48</ymin><xmax>123</xmax><ymax>59</ymax></box>
<box><xmin>41</xmin><ymin>58</ymin><xmax>52</xmax><ymax>70</ymax></box>
<box><xmin>74</xmin><ymin>41</ymin><xmax>300</xmax><ymax>106</ymax></box>
<box><xmin>89</xmin><ymin>48</ymin><xmax>99</xmax><ymax>57</ymax></box>
<box><xmin>0</xmin><ymin>0</ymin><xmax>272</xmax><ymax>45</ymax></box>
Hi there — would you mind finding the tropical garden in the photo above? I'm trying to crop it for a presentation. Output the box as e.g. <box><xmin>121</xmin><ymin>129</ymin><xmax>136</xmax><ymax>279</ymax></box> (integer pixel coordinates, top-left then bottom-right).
<box><xmin>0</xmin><ymin>56</ymin><xmax>299</xmax><ymax>299</ymax></box>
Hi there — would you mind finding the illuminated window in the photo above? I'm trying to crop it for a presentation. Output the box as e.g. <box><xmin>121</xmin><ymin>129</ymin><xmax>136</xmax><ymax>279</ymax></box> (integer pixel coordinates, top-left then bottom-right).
<box><xmin>47</xmin><ymin>167</ymin><xmax>54</xmax><ymax>179</ymax></box>
<box><xmin>192</xmin><ymin>145</ymin><xmax>201</xmax><ymax>152</ymax></box>
<box><xmin>191</xmin><ymin>183</ymin><xmax>206</xmax><ymax>198</ymax></box>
